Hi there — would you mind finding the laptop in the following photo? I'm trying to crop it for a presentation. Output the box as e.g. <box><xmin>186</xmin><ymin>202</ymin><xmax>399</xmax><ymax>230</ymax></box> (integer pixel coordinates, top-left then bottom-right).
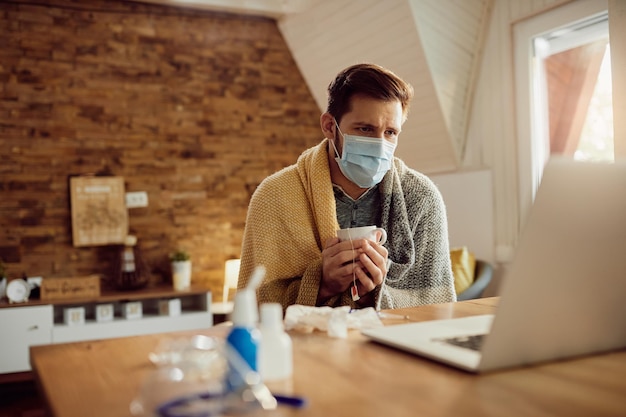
<box><xmin>362</xmin><ymin>158</ymin><xmax>626</xmax><ymax>373</ymax></box>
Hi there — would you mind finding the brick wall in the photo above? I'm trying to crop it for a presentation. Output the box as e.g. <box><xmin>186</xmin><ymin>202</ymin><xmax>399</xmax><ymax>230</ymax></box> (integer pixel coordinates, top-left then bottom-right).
<box><xmin>0</xmin><ymin>0</ymin><xmax>322</xmax><ymax>299</ymax></box>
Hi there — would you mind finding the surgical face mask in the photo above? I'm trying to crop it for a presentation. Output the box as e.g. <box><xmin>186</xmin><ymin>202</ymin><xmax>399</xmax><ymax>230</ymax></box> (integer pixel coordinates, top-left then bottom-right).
<box><xmin>330</xmin><ymin>121</ymin><xmax>396</xmax><ymax>188</ymax></box>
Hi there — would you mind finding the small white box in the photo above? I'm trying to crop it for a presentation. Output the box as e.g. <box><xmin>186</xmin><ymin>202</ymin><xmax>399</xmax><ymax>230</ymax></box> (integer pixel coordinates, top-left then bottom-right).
<box><xmin>95</xmin><ymin>304</ymin><xmax>114</xmax><ymax>322</ymax></box>
<box><xmin>64</xmin><ymin>307</ymin><xmax>85</xmax><ymax>326</ymax></box>
<box><xmin>122</xmin><ymin>301</ymin><xmax>143</xmax><ymax>320</ymax></box>
<box><xmin>158</xmin><ymin>299</ymin><xmax>181</xmax><ymax>317</ymax></box>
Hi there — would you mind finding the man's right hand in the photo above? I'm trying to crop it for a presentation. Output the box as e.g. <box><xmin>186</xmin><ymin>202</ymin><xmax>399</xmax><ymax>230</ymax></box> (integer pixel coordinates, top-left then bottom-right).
<box><xmin>318</xmin><ymin>237</ymin><xmax>387</xmax><ymax>304</ymax></box>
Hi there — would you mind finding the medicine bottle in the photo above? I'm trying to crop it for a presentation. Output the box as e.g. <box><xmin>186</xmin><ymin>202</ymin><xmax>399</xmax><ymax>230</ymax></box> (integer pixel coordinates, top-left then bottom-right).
<box><xmin>225</xmin><ymin>290</ymin><xmax>261</xmax><ymax>391</ymax></box>
<box><xmin>258</xmin><ymin>303</ymin><xmax>293</xmax><ymax>382</ymax></box>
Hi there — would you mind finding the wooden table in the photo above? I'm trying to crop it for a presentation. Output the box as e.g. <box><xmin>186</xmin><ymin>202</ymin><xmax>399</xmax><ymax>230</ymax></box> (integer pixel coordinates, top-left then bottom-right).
<box><xmin>30</xmin><ymin>298</ymin><xmax>626</xmax><ymax>417</ymax></box>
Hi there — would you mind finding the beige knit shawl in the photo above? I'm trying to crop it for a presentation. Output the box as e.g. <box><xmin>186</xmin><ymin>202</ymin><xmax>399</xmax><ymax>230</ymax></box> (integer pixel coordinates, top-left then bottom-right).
<box><xmin>238</xmin><ymin>139</ymin><xmax>456</xmax><ymax>310</ymax></box>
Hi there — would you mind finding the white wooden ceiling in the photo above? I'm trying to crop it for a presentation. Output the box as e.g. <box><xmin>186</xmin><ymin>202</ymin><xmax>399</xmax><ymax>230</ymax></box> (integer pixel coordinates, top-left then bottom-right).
<box><xmin>137</xmin><ymin>0</ymin><xmax>493</xmax><ymax>174</ymax></box>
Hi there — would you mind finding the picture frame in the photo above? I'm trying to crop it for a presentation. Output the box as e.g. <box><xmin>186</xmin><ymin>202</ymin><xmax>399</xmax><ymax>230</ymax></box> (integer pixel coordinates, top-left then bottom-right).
<box><xmin>70</xmin><ymin>176</ymin><xmax>128</xmax><ymax>247</ymax></box>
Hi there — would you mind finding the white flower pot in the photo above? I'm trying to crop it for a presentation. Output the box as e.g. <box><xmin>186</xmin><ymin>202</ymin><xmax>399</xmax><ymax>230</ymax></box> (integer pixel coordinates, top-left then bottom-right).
<box><xmin>171</xmin><ymin>260</ymin><xmax>192</xmax><ymax>291</ymax></box>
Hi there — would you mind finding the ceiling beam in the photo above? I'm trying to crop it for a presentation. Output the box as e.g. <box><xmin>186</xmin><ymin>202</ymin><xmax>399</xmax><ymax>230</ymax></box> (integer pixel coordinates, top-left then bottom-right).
<box><xmin>133</xmin><ymin>0</ymin><xmax>319</xmax><ymax>18</ymax></box>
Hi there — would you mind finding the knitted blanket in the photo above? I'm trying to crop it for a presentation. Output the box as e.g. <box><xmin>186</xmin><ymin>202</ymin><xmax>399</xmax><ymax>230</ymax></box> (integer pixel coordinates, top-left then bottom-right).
<box><xmin>238</xmin><ymin>139</ymin><xmax>456</xmax><ymax>310</ymax></box>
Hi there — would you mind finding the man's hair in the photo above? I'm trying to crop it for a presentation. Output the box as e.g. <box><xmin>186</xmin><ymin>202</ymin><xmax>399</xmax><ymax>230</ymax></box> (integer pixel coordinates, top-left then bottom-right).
<box><xmin>326</xmin><ymin>63</ymin><xmax>414</xmax><ymax>123</ymax></box>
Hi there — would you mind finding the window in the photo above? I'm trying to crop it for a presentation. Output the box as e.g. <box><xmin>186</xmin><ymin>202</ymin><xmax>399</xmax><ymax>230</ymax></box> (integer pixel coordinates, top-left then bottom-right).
<box><xmin>513</xmin><ymin>0</ymin><xmax>610</xmax><ymax>225</ymax></box>
<box><xmin>540</xmin><ymin>14</ymin><xmax>612</xmax><ymax>162</ymax></box>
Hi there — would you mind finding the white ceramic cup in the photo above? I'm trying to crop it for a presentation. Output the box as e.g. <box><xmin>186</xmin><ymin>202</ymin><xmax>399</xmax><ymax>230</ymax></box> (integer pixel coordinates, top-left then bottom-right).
<box><xmin>336</xmin><ymin>225</ymin><xmax>387</xmax><ymax>245</ymax></box>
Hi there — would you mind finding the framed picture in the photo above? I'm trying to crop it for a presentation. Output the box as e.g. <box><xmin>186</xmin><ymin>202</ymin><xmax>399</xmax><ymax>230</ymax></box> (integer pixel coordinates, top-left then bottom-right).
<box><xmin>70</xmin><ymin>176</ymin><xmax>128</xmax><ymax>247</ymax></box>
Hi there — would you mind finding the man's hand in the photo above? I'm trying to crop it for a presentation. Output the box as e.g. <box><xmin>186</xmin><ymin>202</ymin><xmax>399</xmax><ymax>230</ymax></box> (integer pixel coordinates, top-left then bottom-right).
<box><xmin>318</xmin><ymin>237</ymin><xmax>388</xmax><ymax>304</ymax></box>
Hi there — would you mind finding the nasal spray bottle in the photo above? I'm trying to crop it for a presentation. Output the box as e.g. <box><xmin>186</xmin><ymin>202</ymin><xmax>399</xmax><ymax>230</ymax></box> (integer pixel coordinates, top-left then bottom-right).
<box><xmin>259</xmin><ymin>303</ymin><xmax>293</xmax><ymax>392</ymax></box>
<box><xmin>225</xmin><ymin>265</ymin><xmax>265</xmax><ymax>391</ymax></box>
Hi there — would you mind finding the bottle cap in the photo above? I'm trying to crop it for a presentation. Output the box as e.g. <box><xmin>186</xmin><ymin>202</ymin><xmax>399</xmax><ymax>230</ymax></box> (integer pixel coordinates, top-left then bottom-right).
<box><xmin>260</xmin><ymin>303</ymin><xmax>283</xmax><ymax>329</ymax></box>
<box><xmin>125</xmin><ymin>235</ymin><xmax>137</xmax><ymax>246</ymax></box>
<box><xmin>231</xmin><ymin>290</ymin><xmax>258</xmax><ymax>326</ymax></box>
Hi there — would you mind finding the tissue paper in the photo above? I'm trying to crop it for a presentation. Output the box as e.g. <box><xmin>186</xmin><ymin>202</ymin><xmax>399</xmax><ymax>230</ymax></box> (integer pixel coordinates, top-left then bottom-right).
<box><xmin>284</xmin><ymin>305</ymin><xmax>383</xmax><ymax>338</ymax></box>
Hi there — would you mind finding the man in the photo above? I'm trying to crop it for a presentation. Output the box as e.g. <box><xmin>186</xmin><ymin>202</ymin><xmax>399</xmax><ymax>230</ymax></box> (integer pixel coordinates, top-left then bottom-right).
<box><xmin>238</xmin><ymin>63</ymin><xmax>456</xmax><ymax>310</ymax></box>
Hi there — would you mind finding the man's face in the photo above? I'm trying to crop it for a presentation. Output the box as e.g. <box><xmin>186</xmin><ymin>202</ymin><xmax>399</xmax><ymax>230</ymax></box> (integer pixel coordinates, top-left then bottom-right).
<box><xmin>335</xmin><ymin>93</ymin><xmax>403</xmax><ymax>155</ymax></box>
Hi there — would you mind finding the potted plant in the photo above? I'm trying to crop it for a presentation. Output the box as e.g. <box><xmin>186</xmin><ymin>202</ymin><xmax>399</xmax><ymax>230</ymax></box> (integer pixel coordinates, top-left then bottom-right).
<box><xmin>170</xmin><ymin>249</ymin><xmax>192</xmax><ymax>291</ymax></box>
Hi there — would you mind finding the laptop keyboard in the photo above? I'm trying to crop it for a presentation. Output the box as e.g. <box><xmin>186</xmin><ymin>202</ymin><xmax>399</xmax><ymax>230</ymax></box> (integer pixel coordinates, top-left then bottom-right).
<box><xmin>437</xmin><ymin>334</ymin><xmax>486</xmax><ymax>351</ymax></box>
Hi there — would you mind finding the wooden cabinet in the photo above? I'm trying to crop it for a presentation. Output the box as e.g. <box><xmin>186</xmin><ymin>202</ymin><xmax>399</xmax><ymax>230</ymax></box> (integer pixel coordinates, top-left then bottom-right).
<box><xmin>0</xmin><ymin>286</ymin><xmax>213</xmax><ymax>374</ymax></box>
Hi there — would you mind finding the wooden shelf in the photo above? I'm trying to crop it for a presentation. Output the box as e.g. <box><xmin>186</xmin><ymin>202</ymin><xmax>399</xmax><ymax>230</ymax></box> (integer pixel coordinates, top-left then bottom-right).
<box><xmin>0</xmin><ymin>284</ymin><xmax>210</xmax><ymax>308</ymax></box>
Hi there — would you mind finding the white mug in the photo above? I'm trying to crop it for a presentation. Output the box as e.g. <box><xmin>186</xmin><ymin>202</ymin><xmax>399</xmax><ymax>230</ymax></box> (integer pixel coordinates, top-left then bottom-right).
<box><xmin>336</xmin><ymin>225</ymin><xmax>387</xmax><ymax>245</ymax></box>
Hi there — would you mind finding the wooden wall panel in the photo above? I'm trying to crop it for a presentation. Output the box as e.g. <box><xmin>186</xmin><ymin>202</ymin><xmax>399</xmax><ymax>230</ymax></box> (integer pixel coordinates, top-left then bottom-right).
<box><xmin>278</xmin><ymin>0</ymin><xmax>460</xmax><ymax>174</ymax></box>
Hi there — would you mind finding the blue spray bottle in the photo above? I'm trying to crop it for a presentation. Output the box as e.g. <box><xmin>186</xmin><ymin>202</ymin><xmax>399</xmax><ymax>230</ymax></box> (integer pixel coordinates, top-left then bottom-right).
<box><xmin>225</xmin><ymin>265</ymin><xmax>265</xmax><ymax>392</ymax></box>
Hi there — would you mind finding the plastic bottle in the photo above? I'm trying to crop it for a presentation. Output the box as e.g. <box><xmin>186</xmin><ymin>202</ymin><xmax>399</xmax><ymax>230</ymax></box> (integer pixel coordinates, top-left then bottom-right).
<box><xmin>225</xmin><ymin>289</ymin><xmax>261</xmax><ymax>391</ymax></box>
<box><xmin>258</xmin><ymin>303</ymin><xmax>293</xmax><ymax>382</ymax></box>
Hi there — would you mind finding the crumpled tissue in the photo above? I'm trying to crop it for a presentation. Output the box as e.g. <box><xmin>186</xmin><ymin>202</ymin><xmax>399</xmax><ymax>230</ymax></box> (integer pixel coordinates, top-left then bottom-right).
<box><xmin>284</xmin><ymin>305</ymin><xmax>383</xmax><ymax>338</ymax></box>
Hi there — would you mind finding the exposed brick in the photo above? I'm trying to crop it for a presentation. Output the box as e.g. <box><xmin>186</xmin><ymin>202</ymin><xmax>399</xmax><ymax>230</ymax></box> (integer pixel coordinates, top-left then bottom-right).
<box><xmin>0</xmin><ymin>246</ymin><xmax>21</xmax><ymax>263</ymax></box>
<box><xmin>0</xmin><ymin>0</ymin><xmax>321</xmax><ymax>299</ymax></box>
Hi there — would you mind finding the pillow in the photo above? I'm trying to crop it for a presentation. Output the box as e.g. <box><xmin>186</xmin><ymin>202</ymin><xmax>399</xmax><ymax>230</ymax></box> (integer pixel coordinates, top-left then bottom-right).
<box><xmin>450</xmin><ymin>247</ymin><xmax>476</xmax><ymax>295</ymax></box>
